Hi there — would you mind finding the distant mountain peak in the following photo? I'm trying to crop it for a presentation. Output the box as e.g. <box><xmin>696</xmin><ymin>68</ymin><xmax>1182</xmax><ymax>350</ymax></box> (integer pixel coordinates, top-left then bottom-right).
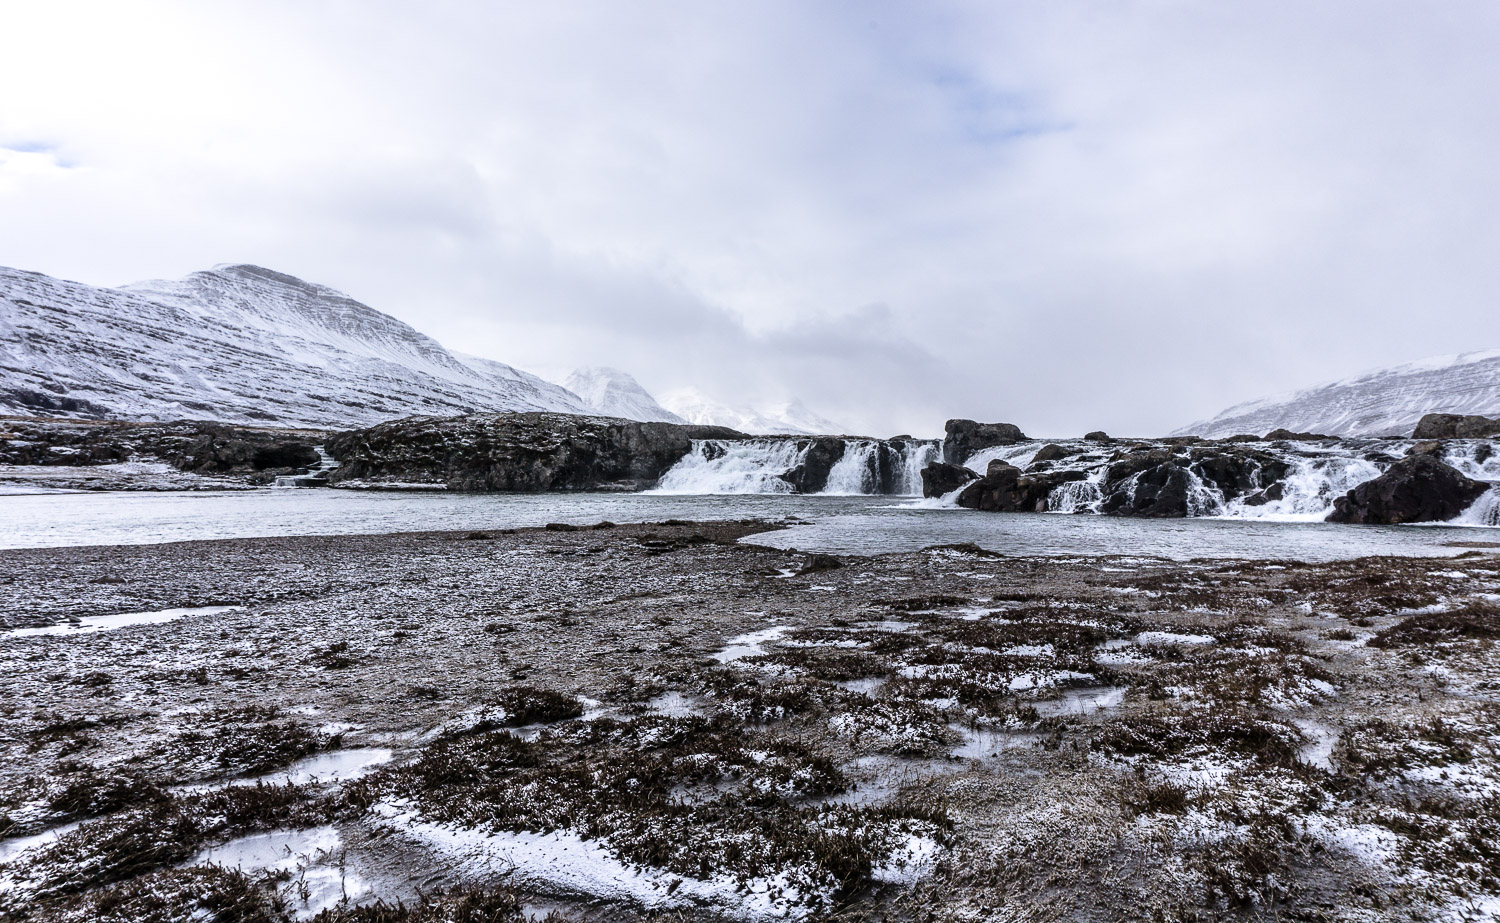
<box><xmin>1177</xmin><ymin>349</ymin><xmax>1500</xmax><ymax>438</ymax></box>
<box><xmin>1</xmin><ymin>263</ymin><xmax>591</xmax><ymax>428</ymax></box>
<box><xmin>660</xmin><ymin>388</ymin><xmax>846</xmax><ymax>435</ymax></box>
<box><xmin>563</xmin><ymin>367</ymin><xmax>685</xmax><ymax>424</ymax></box>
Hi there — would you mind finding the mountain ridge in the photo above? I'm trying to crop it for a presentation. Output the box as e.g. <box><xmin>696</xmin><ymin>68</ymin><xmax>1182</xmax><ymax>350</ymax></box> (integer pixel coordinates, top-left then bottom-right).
<box><xmin>1175</xmin><ymin>349</ymin><xmax>1500</xmax><ymax>438</ymax></box>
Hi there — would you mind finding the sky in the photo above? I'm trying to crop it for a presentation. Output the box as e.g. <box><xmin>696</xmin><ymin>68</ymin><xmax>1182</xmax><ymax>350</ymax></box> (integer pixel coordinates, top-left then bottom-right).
<box><xmin>2</xmin><ymin>1</ymin><xmax>1499</xmax><ymax>438</ymax></box>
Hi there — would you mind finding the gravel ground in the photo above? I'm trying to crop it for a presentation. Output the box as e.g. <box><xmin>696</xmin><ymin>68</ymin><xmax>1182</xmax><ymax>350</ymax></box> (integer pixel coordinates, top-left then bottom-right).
<box><xmin>1</xmin><ymin>520</ymin><xmax>1498</xmax><ymax>922</ymax></box>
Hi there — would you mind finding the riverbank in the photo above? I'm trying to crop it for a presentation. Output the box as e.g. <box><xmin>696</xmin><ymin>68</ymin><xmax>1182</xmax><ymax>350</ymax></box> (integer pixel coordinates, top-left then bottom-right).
<box><xmin>1</xmin><ymin>521</ymin><xmax>1498</xmax><ymax>920</ymax></box>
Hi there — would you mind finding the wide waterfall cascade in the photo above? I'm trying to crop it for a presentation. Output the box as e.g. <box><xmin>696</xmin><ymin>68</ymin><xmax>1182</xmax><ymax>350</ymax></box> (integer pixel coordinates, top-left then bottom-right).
<box><xmin>650</xmin><ymin>438</ymin><xmax>941</xmax><ymax>496</ymax></box>
<box><xmin>652</xmin><ymin>440</ymin><xmax>809</xmax><ymax>494</ymax></box>
<box><xmin>934</xmin><ymin>437</ymin><xmax>1498</xmax><ymax>525</ymax></box>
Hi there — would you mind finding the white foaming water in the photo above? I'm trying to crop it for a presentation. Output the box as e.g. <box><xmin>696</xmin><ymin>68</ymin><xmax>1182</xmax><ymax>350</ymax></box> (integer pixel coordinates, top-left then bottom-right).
<box><xmin>822</xmin><ymin>440</ymin><xmax>880</xmax><ymax>495</ymax></box>
<box><xmin>1456</xmin><ymin>488</ymin><xmax>1500</xmax><ymax>527</ymax></box>
<box><xmin>963</xmin><ymin>443</ymin><xmax>1039</xmax><ymax>473</ymax></box>
<box><xmin>650</xmin><ymin>440</ymin><xmax>807</xmax><ymax>494</ymax></box>
<box><xmin>1046</xmin><ymin>468</ymin><xmax>1107</xmax><ymax>514</ymax></box>
<box><xmin>1218</xmin><ymin>454</ymin><xmax>1383</xmax><ymax>522</ymax></box>
<box><xmin>652</xmin><ymin>438</ymin><xmax>939</xmax><ymax>496</ymax></box>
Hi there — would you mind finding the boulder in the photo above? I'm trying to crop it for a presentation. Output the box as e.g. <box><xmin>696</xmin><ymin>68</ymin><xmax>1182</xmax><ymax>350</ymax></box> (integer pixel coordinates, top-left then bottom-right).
<box><xmin>942</xmin><ymin>419</ymin><xmax>1027</xmax><ymax>464</ymax></box>
<box><xmin>1188</xmin><ymin>447</ymin><xmax>1291</xmax><ymax>501</ymax></box>
<box><xmin>954</xmin><ymin>461</ymin><xmax>1086</xmax><ymax>513</ymax></box>
<box><xmin>1031</xmin><ymin>443</ymin><xmax>1068</xmax><ymax>464</ymax></box>
<box><xmin>326</xmin><ymin>413</ymin><xmax>744</xmax><ymax>492</ymax></box>
<box><xmin>1326</xmin><ymin>455</ymin><xmax>1491</xmax><ymax>525</ymax></box>
<box><xmin>1412</xmin><ymin>413</ymin><xmax>1500</xmax><ymax>439</ymax></box>
<box><xmin>1084</xmin><ymin>431</ymin><xmax>1111</xmax><ymax>442</ymax></box>
<box><xmin>1405</xmin><ymin>441</ymin><xmax>1447</xmax><ymax>458</ymax></box>
<box><xmin>921</xmin><ymin>461</ymin><xmax>979</xmax><ymax>498</ymax></box>
<box><xmin>1265</xmin><ymin>428</ymin><xmax>1337</xmax><ymax>442</ymax></box>
<box><xmin>1100</xmin><ymin>461</ymin><xmax>1197</xmax><ymax>518</ymax></box>
<box><xmin>780</xmin><ymin>437</ymin><xmax>847</xmax><ymax>494</ymax></box>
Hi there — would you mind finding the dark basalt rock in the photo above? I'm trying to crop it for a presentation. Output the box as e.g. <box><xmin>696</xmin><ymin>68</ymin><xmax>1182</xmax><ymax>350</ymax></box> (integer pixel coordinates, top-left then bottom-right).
<box><xmin>1189</xmin><ymin>447</ymin><xmax>1291</xmax><ymax>501</ymax></box>
<box><xmin>954</xmin><ymin>461</ymin><xmax>1086</xmax><ymax>513</ymax></box>
<box><xmin>1265</xmin><ymin>428</ymin><xmax>1337</xmax><ymax>442</ymax></box>
<box><xmin>1084</xmin><ymin>431</ymin><xmax>1111</xmax><ymax>442</ymax></box>
<box><xmin>921</xmin><ymin>461</ymin><xmax>979</xmax><ymax>498</ymax></box>
<box><xmin>1405</xmin><ymin>441</ymin><xmax>1447</xmax><ymax>458</ymax></box>
<box><xmin>1225</xmin><ymin>434</ymin><xmax>1263</xmax><ymax>443</ymax></box>
<box><xmin>1412</xmin><ymin>413</ymin><xmax>1500</xmax><ymax>439</ymax></box>
<box><xmin>0</xmin><ymin>418</ymin><xmax>324</xmax><ymax>475</ymax></box>
<box><xmin>1100</xmin><ymin>461</ymin><xmax>1196</xmax><ymax>518</ymax></box>
<box><xmin>779</xmin><ymin>437</ymin><xmax>847</xmax><ymax>494</ymax></box>
<box><xmin>942</xmin><ymin>419</ymin><xmax>1027</xmax><ymax>464</ymax></box>
<box><xmin>326</xmin><ymin>413</ymin><xmax>745</xmax><ymax>492</ymax></box>
<box><xmin>1031</xmin><ymin>443</ymin><xmax>1068</xmax><ymax>464</ymax></box>
<box><xmin>1326</xmin><ymin>455</ymin><xmax>1491</xmax><ymax>524</ymax></box>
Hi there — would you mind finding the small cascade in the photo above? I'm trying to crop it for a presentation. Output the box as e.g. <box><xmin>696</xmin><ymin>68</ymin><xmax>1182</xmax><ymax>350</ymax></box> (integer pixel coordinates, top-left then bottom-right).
<box><xmin>1443</xmin><ymin>440</ymin><xmax>1500</xmax><ymax>482</ymax></box>
<box><xmin>1047</xmin><ymin>472</ymin><xmax>1105</xmax><ymax>514</ymax></box>
<box><xmin>1455</xmin><ymin>487</ymin><xmax>1500</xmax><ymax>526</ymax></box>
<box><xmin>897</xmin><ymin>441</ymin><xmax>940</xmax><ymax>496</ymax></box>
<box><xmin>1183</xmin><ymin>468</ymin><xmax>1227</xmax><ymax>517</ymax></box>
<box><xmin>651</xmin><ymin>440</ymin><xmax>809</xmax><ymax>494</ymax></box>
<box><xmin>272</xmin><ymin>445</ymin><xmax>339</xmax><ymax>489</ymax></box>
<box><xmin>821</xmin><ymin>441</ymin><xmax>879</xmax><ymax>495</ymax></box>
<box><xmin>1218</xmin><ymin>454</ymin><xmax>1382</xmax><ymax>521</ymax></box>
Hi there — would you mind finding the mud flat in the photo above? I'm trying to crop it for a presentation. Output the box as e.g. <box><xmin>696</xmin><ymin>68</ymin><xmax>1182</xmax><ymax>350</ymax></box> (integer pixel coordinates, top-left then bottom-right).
<box><xmin>1</xmin><ymin>521</ymin><xmax>1499</xmax><ymax>921</ymax></box>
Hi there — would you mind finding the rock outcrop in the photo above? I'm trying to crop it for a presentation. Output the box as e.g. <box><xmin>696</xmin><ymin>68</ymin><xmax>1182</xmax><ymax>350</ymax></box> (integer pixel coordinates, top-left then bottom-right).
<box><xmin>955</xmin><ymin>461</ymin><xmax>1086</xmax><ymax>513</ymax></box>
<box><xmin>1326</xmin><ymin>455</ymin><xmax>1491</xmax><ymax>524</ymax></box>
<box><xmin>780</xmin><ymin>437</ymin><xmax>847</xmax><ymax>494</ymax></box>
<box><xmin>1412</xmin><ymin>413</ymin><xmax>1500</xmax><ymax>439</ymax></box>
<box><xmin>942</xmin><ymin>419</ymin><xmax>1027</xmax><ymax>465</ymax></box>
<box><xmin>0</xmin><ymin>418</ymin><xmax>324</xmax><ymax>482</ymax></box>
<box><xmin>325</xmin><ymin>413</ymin><xmax>744</xmax><ymax>491</ymax></box>
<box><xmin>920</xmin><ymin>461</ymin><xmax>979</xmax><ymax>498</ymax></box>
<box><xmin>1265</xmin><ymin>428</ymin><xmax>1336</xmax><ymax>442</ymax></box>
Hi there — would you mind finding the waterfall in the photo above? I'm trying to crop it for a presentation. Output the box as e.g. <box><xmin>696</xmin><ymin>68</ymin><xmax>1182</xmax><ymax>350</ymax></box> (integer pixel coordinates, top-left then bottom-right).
<box><xmin>821</xmin><ymin>440</ymin><xmax>879</xmax><ymax>495</ymax></box>
<box><xmin>1047</xmin><ymin>469</ymin><xmax>1105</xmax><ymax>514</ymax></box>
<box><xmin>650</xmin><ymin>437</ymin><xmax>940</xmax><ymax>496</ymax></box>
<box><xmin>650</xmin><ymin>440</ymin><xmax>809</xmax><ymax>494</ymax></box>
<box><xmin>1456</xmin><ymin>487</ymin><xmax>1500</xmax><ymax>527</ymax></box>
<box><xmin>898</xmin><ymin>441</ymin><xmax>940</xmax><ymax>496</ymax></box>
<box><xmin>1217</xmin><ymin>454</ymin><xmax>1382</xmax><ymax>521</ymax></box>
<box><xmin>273</xmin><ymin>445</ymin><xmax>339</xmax><ymax>488</ymax></box>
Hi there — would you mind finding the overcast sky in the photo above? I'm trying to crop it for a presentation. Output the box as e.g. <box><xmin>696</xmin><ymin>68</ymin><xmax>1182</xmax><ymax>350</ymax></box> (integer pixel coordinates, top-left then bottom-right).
<box><xmin>2</xmin><ymin>1</ymin><xmax>1498</xmax><ymax>437</ymax></box>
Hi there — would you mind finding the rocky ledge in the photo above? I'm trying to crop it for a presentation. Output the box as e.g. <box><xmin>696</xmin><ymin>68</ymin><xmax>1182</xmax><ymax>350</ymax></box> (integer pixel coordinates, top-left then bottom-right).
<box><xmin>1413</xmin><ymin>412</ymin><xmax>1500</xmax><ymax>439</ymax></box>
<box><xmin>0</xmin><ymin>417</ymin><xmax>326</xmax><ymax>489</ymax></box>
<box><xmin>921</xmin><ymin>423</ymin><xmax>1497</xmax><ymax>524</ymax></box>
<box><xmin>325</xmin><ymin>413</ymin><xmax>744</xmax><ymax>491</ymax></box>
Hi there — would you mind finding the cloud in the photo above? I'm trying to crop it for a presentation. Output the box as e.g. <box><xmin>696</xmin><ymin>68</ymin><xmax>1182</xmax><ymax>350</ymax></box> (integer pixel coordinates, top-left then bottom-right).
<box><xmin>2</xmin><ymin>1</ymin><xmax>1499</xmax><ymax>436</ymax></box>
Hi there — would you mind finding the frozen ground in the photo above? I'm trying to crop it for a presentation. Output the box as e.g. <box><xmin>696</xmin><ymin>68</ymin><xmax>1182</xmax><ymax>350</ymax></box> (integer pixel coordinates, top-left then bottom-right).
<box><xmin>1</xmin><ymin>521</ymin><xmax>1498</xmax><ymax>921</ymax></box>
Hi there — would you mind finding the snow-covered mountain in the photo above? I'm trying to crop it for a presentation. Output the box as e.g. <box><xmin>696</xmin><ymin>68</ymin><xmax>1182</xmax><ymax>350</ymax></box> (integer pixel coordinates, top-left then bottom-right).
<box><xmin>1177</xmin><ymin>350</ymin><xmax>1500</xmax><ymax>439</ymax></box>
<box><xmin>563</xmin><ymin>367</ymin><xmax>685</xmax><ymax>424</ymax></box>
<box><xmin>0</xmin><ymin>263</ymin><xmax>592</xmax><ymax>428</ymax></box>
<box><xmin>661</xmin><ymin>388</ymin><xmax>846</xmax><ymax>435</ymax></box>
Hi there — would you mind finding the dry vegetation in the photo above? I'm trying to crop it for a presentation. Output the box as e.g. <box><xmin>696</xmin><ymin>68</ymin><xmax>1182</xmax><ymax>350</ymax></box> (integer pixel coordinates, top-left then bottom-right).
<box><xmin>0</xmin><ymin>522</ymin><xmax>1498</xmax><ymax>921</ymax></box>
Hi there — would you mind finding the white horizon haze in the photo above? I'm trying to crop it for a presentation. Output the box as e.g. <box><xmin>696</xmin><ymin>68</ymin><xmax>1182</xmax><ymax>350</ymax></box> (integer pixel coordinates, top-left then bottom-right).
<box><xmin>2</xmin><ymin>2</ymin><xmax>1499</xmax><ymax>437</ymax></box>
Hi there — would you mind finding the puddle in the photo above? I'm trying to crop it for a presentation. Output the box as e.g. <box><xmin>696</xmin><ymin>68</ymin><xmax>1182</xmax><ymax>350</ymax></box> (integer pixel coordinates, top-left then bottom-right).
<box><xmin>712</xmin><ymin>626</ymin><xmax>791</xmax><ymax>662</ymax></box>
<box><xmin>835</xmin><ymin>677</ymin><xmax>887</xmax><ymax>695</ymax></box>
<box><xmin>1134</xmin><ymin>631</ymin><xmax>1216</xmax><ymax>646</ymax></box>
<box><xmin>644</xmin><ymin>691</ymin><xmax>706</xmax><ymax>717</ymax></box>
<box><xmin>4</xmin><ymin>606</ymin><xmax>242</xmax><ymax>639</ymax></box>
<box><xmin>0</xmin><ymin>821</ymin><xmax>82</xmax><ymax>866</ymax></box>
<box><xmin>1035</xmin><ymin>686</ymin><xmax>1127</xmax><ymax>717</ymax></box>
<box><xmin>180</xmin><ymin>748</ymin><xmax>394</xmax><ymax>795</ymax></box>
<box><xmin>949</xmin><ymin>725</ymin><xmax>1043</xmax><ymax>760</ymax></box>
<box><xmin>190</xmin><ymin>826</ymin><xmax>372</xmax><ymax>918</ymax></box>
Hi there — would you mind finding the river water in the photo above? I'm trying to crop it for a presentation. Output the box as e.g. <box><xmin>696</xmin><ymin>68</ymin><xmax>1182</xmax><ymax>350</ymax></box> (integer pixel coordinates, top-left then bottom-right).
<box><xmin>0</xmin><ymin>489</ymin><xmax>1492</xmax><ymax>561</ymax></box>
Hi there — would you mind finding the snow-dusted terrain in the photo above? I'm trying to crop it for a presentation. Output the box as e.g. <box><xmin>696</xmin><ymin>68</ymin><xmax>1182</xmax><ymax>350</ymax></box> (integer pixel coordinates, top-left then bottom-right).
<box><xmin>661</xmin><ymin>388</ymin><xmax>846</xmax><ymax>435</ymax></box>
<box><xmin>0</xmin><ymin>264</ymin><xmax>593</xmax><ymax>428</ymax></box>
<box><xmin>1177</xmin><ymin>350</ymin><xmax>1500</xmax><ymax>439</ymax></box>
<box><xmin>562</xmin><ymin>367</ymin><xmax>685</xmax><ymax>424</ymax></box>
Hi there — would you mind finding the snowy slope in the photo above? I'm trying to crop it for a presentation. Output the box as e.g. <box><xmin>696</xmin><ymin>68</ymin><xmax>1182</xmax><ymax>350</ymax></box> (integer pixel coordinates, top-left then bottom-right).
<box><xmin>1176</xmin><ymin>350</ymin><xmax>1500</xmax><ymax>439</ymax></box>
<box><xmin>0</xmin><ymin>263</ymin><xmax>592</xmax><ymax>428</ymax></box>
<box><xmin>661</xmin><ymin>388</ymin><xmax>846</xmax><ymax>435</ymax></box>
<box><xmin>563</xmin><ymin>367</ymin><xmax>685</xmax><ymax>424</ymax></box>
